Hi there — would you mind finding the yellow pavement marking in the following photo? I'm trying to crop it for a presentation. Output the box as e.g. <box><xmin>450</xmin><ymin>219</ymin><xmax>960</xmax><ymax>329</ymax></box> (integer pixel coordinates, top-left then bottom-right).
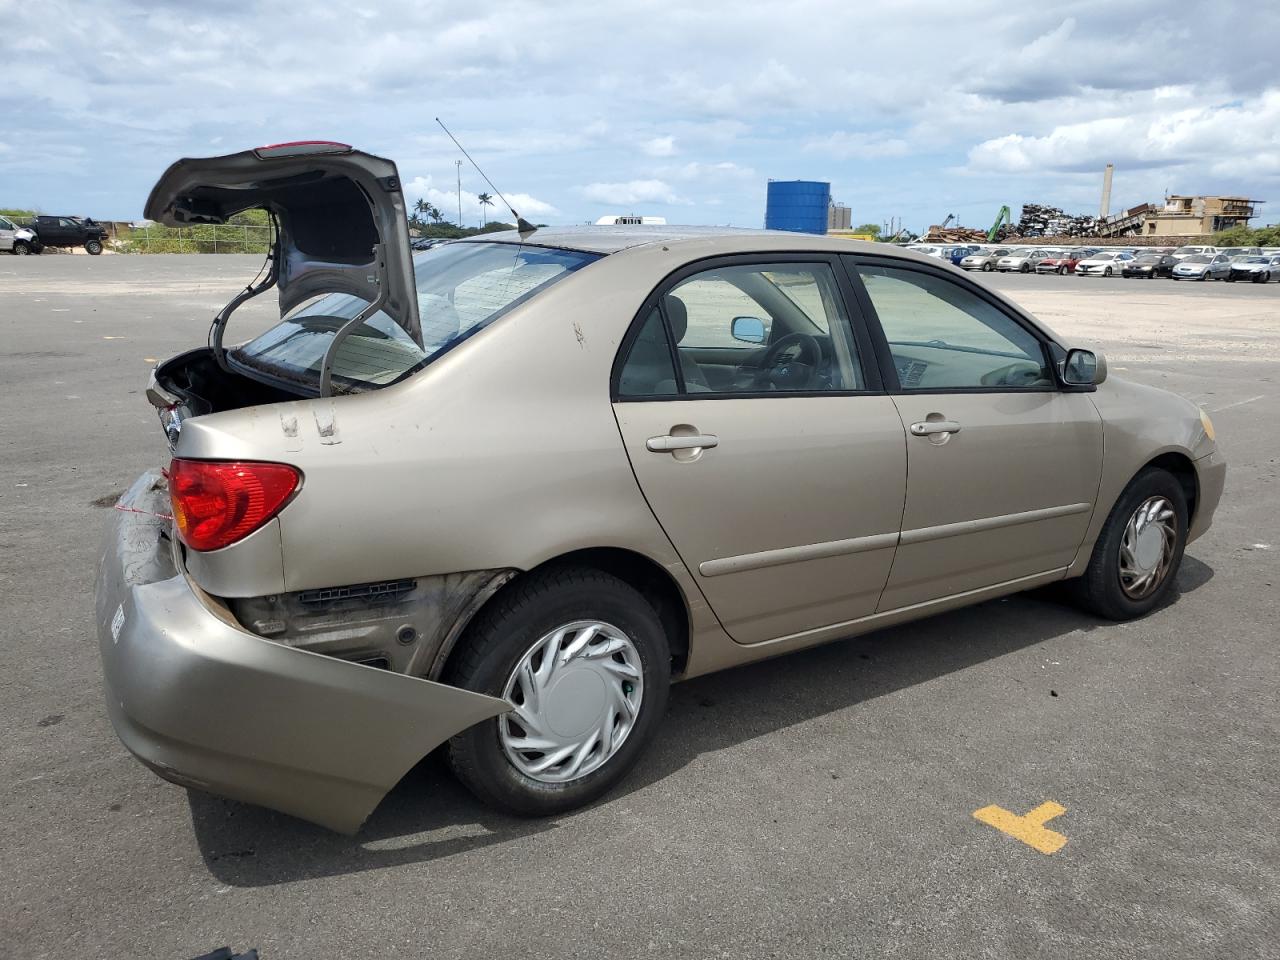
<box><xmin>973</xmin><ymin>801</ymin><xmax>1068</xmax><ymax>854</ymax></box>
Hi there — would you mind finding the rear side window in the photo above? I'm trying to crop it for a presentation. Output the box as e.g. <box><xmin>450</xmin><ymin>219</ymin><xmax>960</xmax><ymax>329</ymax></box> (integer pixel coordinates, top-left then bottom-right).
<box><xmin>617</xmin><ymin>308</ymin><xmax>678</xmax><ymax>397</ymax></box>
<box><xmin>616</xmin><ymin>261</ymin><xmax>863</xmax><ymax>398</ymax></box>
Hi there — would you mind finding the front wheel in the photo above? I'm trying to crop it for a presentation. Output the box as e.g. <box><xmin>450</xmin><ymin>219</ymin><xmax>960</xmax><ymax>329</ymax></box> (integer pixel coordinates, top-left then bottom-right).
<box><xmin>12</xmin><ymin>240</ymin><xmax>30</xmax><ymax>255</ymax></box>
<box><xmin>444</xmin><ymin>566</ymin><xmax>671</xmax><ymax>816</ymax></box>
<box><xmin>1020</xmin><ymin>262</ymin><xmax>1030</xmax><ymax>273</ymax></box>
<box><xmin>85</xmin><ymin>239</ymin><xmax>103</xmax><ymax>255</ymax></box>
<box><xmin>1073</xmin><ymin>468</ymin><xmax>1188</xmax><ymax>621</ymax></box>
<box><xmin>1104</xmin><ymin>266</ymin><xmax>1113</xmax><ymax>277</ymax></box>
<box><xmin>982</xmin><ymin>262</ymin><xmax>993</xmax><ymax>272</ymax></box>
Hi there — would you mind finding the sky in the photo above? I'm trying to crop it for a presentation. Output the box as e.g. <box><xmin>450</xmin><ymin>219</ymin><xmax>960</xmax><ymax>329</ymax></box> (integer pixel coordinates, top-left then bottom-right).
<box><xmin>3</xmin><ymin>0</ymin><xmax>1278</xmax><ymax>232</ymax></box>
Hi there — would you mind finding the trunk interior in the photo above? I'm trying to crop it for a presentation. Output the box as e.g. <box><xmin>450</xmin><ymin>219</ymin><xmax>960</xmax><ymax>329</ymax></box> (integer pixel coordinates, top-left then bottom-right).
<box><xmin>157</xmin><ymin>347</ymin><xmax>302</xmax><ymax>416</ymax></box>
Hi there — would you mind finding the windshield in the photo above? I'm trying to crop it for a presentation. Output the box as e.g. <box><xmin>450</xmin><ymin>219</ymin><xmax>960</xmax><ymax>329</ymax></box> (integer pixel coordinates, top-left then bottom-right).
<box><xmin>1183</xmin><ymin>255</ymin><xmax>1210</xmax><ymax>264</ymax></box>
<box><xmin>1174</xmin><ymin>247</ymin><xmax>1203</xmax><ymax>255</ymax></box>
<box><xmin>1135</xmin><ymin>256</ymin><xmax>1162</xmax><ymax>263</ymax></box>
<box><xmin>231</xmin><ymin>242</ymin><xmax>599</xmax><ymax>391</ymax></box>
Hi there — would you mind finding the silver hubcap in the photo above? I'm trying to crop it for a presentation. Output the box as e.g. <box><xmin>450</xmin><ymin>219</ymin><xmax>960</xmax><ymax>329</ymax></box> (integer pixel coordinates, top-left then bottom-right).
<box><xmin>1119</xmin><ymin>496</ymin><xmax>1177</xmax><ymax>599</ymax></box>
<box><xmin>500</xmin><ymin>620</ymin><xmax>644</xmax><ymax>783</ymax></box>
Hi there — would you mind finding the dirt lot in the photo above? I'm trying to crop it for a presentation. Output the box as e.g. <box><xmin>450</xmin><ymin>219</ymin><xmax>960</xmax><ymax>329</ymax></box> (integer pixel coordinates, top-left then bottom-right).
<box><xmin>1</xmin><ymin>255</ymin><xmax>1277</xmax><ymax>960</ymax></box>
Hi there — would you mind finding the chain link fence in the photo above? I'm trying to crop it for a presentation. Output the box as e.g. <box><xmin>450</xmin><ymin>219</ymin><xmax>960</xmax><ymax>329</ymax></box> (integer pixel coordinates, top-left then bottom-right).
<box><xmin>118</xmin><ymin>222</ymin><xmax>274</xmax><ymax>254</ymax></box>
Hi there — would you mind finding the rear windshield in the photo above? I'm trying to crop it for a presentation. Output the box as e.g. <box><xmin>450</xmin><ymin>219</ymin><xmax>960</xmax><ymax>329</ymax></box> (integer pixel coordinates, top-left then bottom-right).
<box><xmin>231</xmin><ymin>242</ymin><xmax>598</xmax><ymax>391</ymax></box>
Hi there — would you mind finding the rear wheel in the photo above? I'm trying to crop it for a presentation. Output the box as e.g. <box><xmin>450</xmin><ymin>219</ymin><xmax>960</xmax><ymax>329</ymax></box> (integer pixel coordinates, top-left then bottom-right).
<box><xmin>444</xmin><ymin>566</ymin><xmax>671</xmax><ymax>815</ymax></box>
<box><xmin>85</xmin><ymin>239</ymin><xmax>103</xmax><ymax>255</ymax></box>
<box><xmin>1074</xmin><ymin>468</ymin><xmax>1188</xmax><ymax>621</ymax></box>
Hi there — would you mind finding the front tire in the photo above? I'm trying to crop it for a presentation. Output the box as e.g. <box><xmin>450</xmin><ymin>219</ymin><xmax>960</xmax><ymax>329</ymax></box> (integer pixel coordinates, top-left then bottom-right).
<box><xmin>982</xmin><ymin>262</ymin><xmax>993</xmax><ymax>272</ymax></box>
<box><xmin>1104</xmin><ymin>266</ymin><xmax>1113</xmax><ymax>277</ymax></box>
<box><xmin>444</xmin><ymin>566</ymin><xmax>671</xmax><ymax>816</ymax></box>
<box><xmin>1073</xmin><ymin>468</ymin><xmax>1188</xmax><ymax>621</ymax></box>
<box><xmin>85</xmin><ymin>239</ymin><xmax>103</xmax><ymax>255</ymax></box>
<box><xmin>12</xmin><ymin>240</ymin><xmax>30</xmax><ymax>255</ymax></box>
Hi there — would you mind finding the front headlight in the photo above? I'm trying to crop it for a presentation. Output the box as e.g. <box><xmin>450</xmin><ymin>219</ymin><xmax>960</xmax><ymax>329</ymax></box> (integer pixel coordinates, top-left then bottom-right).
<box><xmin>1200</xmin><ymin>408</ymin><xmax>1216</xmax><ymax>443</ymax></box>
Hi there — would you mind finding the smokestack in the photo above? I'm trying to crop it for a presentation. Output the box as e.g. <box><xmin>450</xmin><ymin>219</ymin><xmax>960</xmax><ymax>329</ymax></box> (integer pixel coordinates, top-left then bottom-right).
<box><xmin>1099</xmin><ymin>163</ymin><xmax>1114</xmax><ymax>220</ymax></box>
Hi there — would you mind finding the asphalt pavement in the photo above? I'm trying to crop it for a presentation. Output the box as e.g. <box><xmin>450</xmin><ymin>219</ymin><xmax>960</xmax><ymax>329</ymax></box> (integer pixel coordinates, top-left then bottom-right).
<box><xmin>1</xmin><ymin>255</ymin><xmax>1277</xmax><ymax>959</ymax></box>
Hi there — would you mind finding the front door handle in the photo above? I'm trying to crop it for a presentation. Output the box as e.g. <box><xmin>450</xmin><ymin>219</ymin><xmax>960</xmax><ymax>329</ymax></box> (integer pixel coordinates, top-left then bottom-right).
<box><xmin>909</xmin><ymin>420</ymin><xmax>962</xmax><ymax>437</ymax></box>
<box><xmin>646</xmin><ymin>434</ymin><xmax>719</xmax><ymax>452</ymax></box>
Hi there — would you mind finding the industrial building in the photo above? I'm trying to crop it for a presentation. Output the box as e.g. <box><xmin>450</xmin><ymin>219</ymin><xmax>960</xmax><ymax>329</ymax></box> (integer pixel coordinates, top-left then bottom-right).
<box><xmin>1141</xmin><ymin>196</ymin><xmax>1263</xmax><ymax>237</ymax></box>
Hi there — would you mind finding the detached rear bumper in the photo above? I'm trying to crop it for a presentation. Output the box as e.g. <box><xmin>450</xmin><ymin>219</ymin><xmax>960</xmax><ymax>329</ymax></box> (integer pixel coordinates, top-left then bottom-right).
<box><xmin>96</xmin><ymin>471</ymin><xmax>509</xmax><ymax>833</ymax></box>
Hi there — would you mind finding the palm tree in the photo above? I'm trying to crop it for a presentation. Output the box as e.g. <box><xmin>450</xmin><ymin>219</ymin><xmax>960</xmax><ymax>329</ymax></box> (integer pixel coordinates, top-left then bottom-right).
<box><xmin>477</xmin><ymin>192</ymin><xmax>494</xmax><ymax>227</ymax></box>
<box><xmin>412</xmin><ymin>197</ymin><xmax>430</xmax><ymax>227</ymax></box>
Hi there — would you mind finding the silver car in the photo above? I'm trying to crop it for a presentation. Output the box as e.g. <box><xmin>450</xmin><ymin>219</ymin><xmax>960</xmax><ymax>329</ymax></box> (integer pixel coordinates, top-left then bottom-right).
<box><xmin>1172</xmin><ymin>254</ymin><xmax>1231</xmax><ymax>280</ymax></box>
<box><xmin>0</xmin><ymin>214</ymin><xmax>38</xmax><ymax>255</ymax></box>
<box><xmin>960</xmin><ymin>248</ymin><xmax>1002</xmax><ymax>271</ymax></box>
<box><xmin>996</xmin><ymin>247</ymin><xmax>1049</xmax><ymax>272</ymax></box>
<box><xmin>97</xmin><ymin>143</ymin><xmax>1226</xmax><ymax>833</ymax></box>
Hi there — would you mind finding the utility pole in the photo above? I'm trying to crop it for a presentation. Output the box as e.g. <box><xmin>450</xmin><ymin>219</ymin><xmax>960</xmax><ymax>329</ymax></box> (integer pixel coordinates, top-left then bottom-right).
<box><xmin>456</xmin><ymin>160</ymin><xmax>463</xmax><ymax>227</ymax></box>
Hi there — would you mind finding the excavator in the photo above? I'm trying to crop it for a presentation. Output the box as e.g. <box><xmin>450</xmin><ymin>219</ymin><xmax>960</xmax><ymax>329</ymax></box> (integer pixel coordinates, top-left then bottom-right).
<box><xmin>986</xmin><ymin>205</ymin><xmax>1012</xmax><ymax>242</ymax></box>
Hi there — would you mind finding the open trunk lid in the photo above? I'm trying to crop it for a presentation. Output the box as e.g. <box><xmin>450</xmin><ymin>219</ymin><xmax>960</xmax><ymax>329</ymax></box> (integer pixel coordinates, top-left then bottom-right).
<box><xmin>145</xmin><ymin>142</ymin><xmax>421</xmax><ymax>350</ymax></box>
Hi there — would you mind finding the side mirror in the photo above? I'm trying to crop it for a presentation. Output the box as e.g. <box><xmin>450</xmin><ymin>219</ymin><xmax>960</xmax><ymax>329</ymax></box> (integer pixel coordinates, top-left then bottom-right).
<box><xmin>731</xmin><ymin>316</ymin><xmax>767</xmax><ymax>345</ymax></box>
<box><xmin>1063</xmin><ymin>348</ymin><xmax>1107</xmax><ymax>386</ymax></box>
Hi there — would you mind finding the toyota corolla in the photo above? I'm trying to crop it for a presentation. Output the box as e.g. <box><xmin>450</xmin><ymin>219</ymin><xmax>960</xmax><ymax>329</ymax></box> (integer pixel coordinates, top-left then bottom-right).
<box><xmin>97</xmin><ymin>143</ymin><xmax>1225</xmax><ymax>832</ymax></box>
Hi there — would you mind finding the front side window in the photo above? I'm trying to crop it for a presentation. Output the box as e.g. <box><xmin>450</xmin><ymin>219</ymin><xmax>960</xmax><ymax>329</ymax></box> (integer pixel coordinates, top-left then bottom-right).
<box><xmin>857</xmin><ymin>264</ymin><xmax>1052</xmax><ymax>390</ymax></box>
<box><xmin>616</xmin><ymin>261</ymin><xmax>863</xmax><ymax>397</ymax></box>
<box><xmin>232</xmin><ymin>242</ymin><xmax>599</xmax><ymax>391</ymax></box>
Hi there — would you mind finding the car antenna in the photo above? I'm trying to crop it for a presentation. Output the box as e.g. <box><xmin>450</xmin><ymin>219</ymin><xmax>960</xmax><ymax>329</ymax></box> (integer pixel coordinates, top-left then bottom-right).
<box><xmin>436</xmin><ymin>117</ymin><xmax>537</xmax><ymax>236</ymax></box>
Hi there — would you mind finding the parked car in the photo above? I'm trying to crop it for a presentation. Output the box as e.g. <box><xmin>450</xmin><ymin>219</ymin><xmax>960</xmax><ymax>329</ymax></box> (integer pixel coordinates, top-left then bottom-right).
<box><xmin>1172</xmin><ymin>254</ymin><xmax>1231</xmax><ymax>281</ymax></box>
<box><xmin>0</xmin><ymin>214</ymin><xmax>39</xmax><ymax>255</ymax></box>
<box><xmin>1036</xmin><ymin>251</ymin><xmax>1085</xmax><ymax>275</ymax></box>
<box><xmin>1225</xmin><ymin>255</ymin><xmax>1280</xmax><ymax>282</ymax></box>
<box><xmin>1217</xmin><ymin>247</ymin><xmax>1261</xmax><ymax>258</ymax></box>
<box><xmin>1121</xmin><ymin>254</ymin><xmax>1178</xmax><ymax>279</ymax></box>
<box><xmin>996</xmin><ymin>247</ymin><xmax>1049</xmax><ymax>272</ymax></box>
<box><xmin>1075</xmin><ymin>251</ymin><xmax>1134</xmax><ymax>276</ymax></box>
<box><xmin>1171</xmin><ymin>245</ymin><xmax>1217</xmax><ymax>260</ymax></box>
<box><xmin>948</xmin><ymin>245</ymin><xmax>980</xmax><ymax>266</ymax></box>
<box><xmin>97</xmin><ymin>143</ymin><xmax>1226</xmax><ymax>833</ymax></box>
<box><xmin>959</xmin><ymin>248</ymin><xmax>1001</xmax><ymax>271</ymax></box>
<box><xmin>27</xmin><ymin>215</ymin><xmax>109</xmax><ymax>254</ymax></box>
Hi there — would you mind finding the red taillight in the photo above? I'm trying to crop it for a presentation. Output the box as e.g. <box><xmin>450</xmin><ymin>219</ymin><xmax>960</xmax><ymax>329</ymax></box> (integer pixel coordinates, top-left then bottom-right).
<box><xmin>253</xmin><ymin>140</ymin><xmax>352</xmax><ymax>159</ymax></box>
<box><xmin>169</xmin><ymin>459</ymin><xmax>301</xmax><ymax>552</ymax></box>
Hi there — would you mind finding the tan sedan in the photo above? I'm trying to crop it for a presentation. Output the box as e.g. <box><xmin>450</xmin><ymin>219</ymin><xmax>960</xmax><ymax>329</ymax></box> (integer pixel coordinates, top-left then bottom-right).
<box><xmin>97</xmin><ymin>144</ymin><xmax>1225</xmax><ymax>832</ymax></box>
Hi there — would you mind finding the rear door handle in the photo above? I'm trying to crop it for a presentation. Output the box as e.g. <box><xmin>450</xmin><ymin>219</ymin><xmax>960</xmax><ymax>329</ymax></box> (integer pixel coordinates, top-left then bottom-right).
<box><xmin>646</xmin><ymin>434</ymin><xmax>719</xmax><ymax>452</ymax></box>
<box><xmin>909</xmin><ymin>420</ymin><xmax>962</xmax><ymax>436</ymax></box>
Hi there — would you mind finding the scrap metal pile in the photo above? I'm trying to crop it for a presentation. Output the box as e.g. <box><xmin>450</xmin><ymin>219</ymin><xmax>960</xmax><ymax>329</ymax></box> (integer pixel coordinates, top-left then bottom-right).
<box><xmin>919</xmin><ymin>224</ymin><xmax>990</xmax><ymax>242</ymax></box>
<box><xmin>1016</xmin><ymin>204</ymin><xmax>1098</xmax><ymax>238</ymax></box>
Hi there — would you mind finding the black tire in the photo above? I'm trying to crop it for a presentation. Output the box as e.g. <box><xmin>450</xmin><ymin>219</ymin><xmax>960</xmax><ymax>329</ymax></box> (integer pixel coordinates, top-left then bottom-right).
<box><xmin>85</xmin><ymin>239</ymin><xmax>103</xmax><ymax>255</ymax></box>
<box><xmin>1104</xmin><ymin>266</ymin><xmax>1113</xmax><ymax>277</ymax></box>
<box><xmin>443</xmin><ymin>565</ymin><xmax>671</xmax><ymax>815</ymax></box>
<box><xmin>12</xmin><ymin>240</ymin><xmax>30</xmax><ymax>255</ymax></box>
<box><xmin>1225</xmin><ymin>274</ymin><xmax>1235</xmax><ymax>282</ymax></box>
<box><xmin>1073</xmin><ymin>468</ymin><xmax>1188</xmax><ymax>621</ymax></box>
<box><xmin>982</xmin><ymin>262</ymin><xmax>993</xmax><ymax>272</ymax></box>
<box><xmin>1058</xmin><ymin>265</ymin><xmax>1067</xmax><ymax>275</ymax></box>
<box><xmin>1020</xmin><ymin>262</ymin><xmax>1030</xmax><ymax>273</ymax></box>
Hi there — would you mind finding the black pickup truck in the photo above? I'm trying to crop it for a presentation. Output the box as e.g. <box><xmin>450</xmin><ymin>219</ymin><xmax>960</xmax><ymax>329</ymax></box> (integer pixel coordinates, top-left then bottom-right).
<box><xmin>27</xmin><ymin>215</ymin><xmax>109</xmax><ymax>254</ymax></box>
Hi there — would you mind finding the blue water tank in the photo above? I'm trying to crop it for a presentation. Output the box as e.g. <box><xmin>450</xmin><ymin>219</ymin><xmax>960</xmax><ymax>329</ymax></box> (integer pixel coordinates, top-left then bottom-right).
<box><xmin>765</xmin><ymin>180</ymin><xmax>831</xmax><ymax>234</ymax></box>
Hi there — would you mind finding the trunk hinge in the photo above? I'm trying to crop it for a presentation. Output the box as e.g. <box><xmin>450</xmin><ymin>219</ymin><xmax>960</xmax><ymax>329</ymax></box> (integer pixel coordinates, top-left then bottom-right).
<box><xmin>318</xmin><ymin>242</ymin><xmax>391</xmax><ymax>398</ymax></box>
<box><xmin>210</xmin><ymin>236</ymin><xmax>280</xmax><ymax>373</ymax></box>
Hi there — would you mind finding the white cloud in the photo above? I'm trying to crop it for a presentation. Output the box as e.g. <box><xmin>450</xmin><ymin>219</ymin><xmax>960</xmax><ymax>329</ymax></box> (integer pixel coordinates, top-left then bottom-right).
<box><xmin>580</xmin><ymin>179</ymin><xmax>689</xmax><ymax>205</ymax></box>
<box><xmin>662</xmin><ymin>161</ymin><xmax>755</xmax><ymax>181</ymax></box>
<box><xmin>642</xmin><ymin>136</ymin><xmax>677</xmax><ymax>157</ymax></box>
<box><xmin>803</xmin><ymin>131</ymin><xmax>911</xmax><ymax>158</ymax></box>
<box><xmin>406</xmin><ymin>175</ymin><xmax>557</xmax><ymax>222</ymax></box>
<box><xmin>966</xmin><ymin>90</ymin><xmax>1280</xmax><ymax>179</ymax></box>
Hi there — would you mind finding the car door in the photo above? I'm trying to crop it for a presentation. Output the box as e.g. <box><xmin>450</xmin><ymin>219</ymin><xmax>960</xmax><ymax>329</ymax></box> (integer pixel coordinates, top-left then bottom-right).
<box><xmin>612</xmin><ymin>255</ymin><xmax>907</xmax><ymax>645</ymax></box>
<box><xmin>845</xmin><ymin>256</ymin><xmax>1104</xmax><ymax>611</ymax></box>
<box><xmin>0</xmin><ymin>216</ymin><xmax>14</xmax><ymax>252</ymax></box>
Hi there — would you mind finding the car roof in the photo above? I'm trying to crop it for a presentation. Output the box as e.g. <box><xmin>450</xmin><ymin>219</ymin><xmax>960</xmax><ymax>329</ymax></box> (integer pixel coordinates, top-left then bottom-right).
<box><xmin>457</xmin><ymin>224</ymin><xmax>935</xmax><ymax>261</ymax></box>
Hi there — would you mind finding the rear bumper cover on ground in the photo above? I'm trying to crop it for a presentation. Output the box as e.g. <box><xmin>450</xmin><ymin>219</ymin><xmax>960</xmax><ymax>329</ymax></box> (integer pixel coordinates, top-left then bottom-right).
<box><xmin>96</xmin><ymin>471</ymin><xmax>510</xmax><ymax>833</ymax></box>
